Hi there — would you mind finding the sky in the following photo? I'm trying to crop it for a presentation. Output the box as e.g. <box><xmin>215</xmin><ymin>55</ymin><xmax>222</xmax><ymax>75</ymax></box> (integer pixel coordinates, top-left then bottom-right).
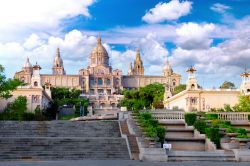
<box><xmin>0</xmin><ymin>0</ymin><xmax>250</xmax><ymax>88</ymax></box>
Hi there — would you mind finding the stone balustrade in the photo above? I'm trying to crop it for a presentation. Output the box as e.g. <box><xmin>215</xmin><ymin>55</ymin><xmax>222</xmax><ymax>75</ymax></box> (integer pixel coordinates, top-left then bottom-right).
<box><xmin>150</xmin><ymin>111</ymin><xmax>184</xmax><ymax>120</ymax></box>
<box><xmin>143</xmin><ymin>110</ymin><xmax>250</xmax><ymax>121</ymax></box>
<box><xmin>216</xmin><ymin>112</ymin><xmax>250</xmax><ymax>121</ymax></box>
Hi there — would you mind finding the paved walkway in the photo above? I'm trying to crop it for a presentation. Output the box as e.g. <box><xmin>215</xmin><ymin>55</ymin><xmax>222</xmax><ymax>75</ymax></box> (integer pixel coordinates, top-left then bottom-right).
<box><xmin>0</xmin><ymin>160</ymin><xmax>249</xmax><ymax>166</ymax></box>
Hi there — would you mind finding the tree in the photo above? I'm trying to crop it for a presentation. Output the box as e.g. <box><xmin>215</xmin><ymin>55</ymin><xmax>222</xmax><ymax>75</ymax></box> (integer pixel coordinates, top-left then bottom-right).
<box><xmin>0</xmin><ymin>64</ymin><xmax>23</xmax><ymax>99</ymax></box>
<box><xmin>220</xmin><ymin>81</ymin><xmax>235</xmax><ymax>89</ymax></box>
<box><xmin>233</xmin><ymin>95</ymin><xmax>250</xmax><ymax>112</ymax></box>
<box><xmin>120</xmin><ymin>83</ymin><xmax>165</xmax><ymax>110</ymax></box>
<box><xmin>172</xmin><ymin>84</ymin><xmax>186</xmax><ymax>95</ymax></box>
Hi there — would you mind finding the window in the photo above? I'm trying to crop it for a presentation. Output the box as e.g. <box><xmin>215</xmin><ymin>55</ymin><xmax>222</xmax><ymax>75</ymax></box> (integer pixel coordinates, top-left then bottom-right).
<box><xmin>106</xmin><ymin>78</ymin><xmax>111</xmax><ymax>85</ymax></box>
<box><xmin>191</xmin><ymin>84</ymin><xmax>195</xmax><ymax>89</ymax></box>
<box><xmin>98</xmin><ymin>78</ymin><xmax>103</xmax><ymax>85</ymax></box>
<box><xmin>32</xmin><ymin>95</ymin><xmax>40</xmax><ymax>103</ymax></box>
<box><xmin>90</xmin><ymin>89</ymin><xmax>94</xmax><ymax>95</ymax></box>
<box><xmin>107</xmin><ymin>89</ymin><xmax>111</xmax><ymax>95</ymax></box>
<box><xmin>98</xmin><ymin>89</ymin><xmax>104</xmax><ymax>94</ymax></box>
<box><xmin>90</xmin><ymin>78</ymin><xmax>95</xmax><ymax>86</ymax></box>
<box><xmin>34</xmin><ymin>81</ymin><xmax>38</xmax><ymax>86</ymax></box>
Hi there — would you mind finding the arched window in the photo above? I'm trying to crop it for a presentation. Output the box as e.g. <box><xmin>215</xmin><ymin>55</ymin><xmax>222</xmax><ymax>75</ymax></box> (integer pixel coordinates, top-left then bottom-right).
<box><xmin>98</xmin><ymin>78</ymin><xmax>103</xmax><ymax>85</ymax></box>
<box><xmin>34</xmin><ymin>81</ymin><xmax>38</xmax><ymax>87</ymax></box>
<box><xmin>191</xmin><ymin>84</ymin><xmax>195</xmax><ymax>90</ymax></box>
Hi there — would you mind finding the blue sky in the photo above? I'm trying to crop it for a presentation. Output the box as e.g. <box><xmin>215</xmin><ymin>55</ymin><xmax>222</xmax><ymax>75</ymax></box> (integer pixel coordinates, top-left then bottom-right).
<box><xmin>0</xmin><ymin>0</ymin><xmax>250</xmax><ymax>88</ymax></box>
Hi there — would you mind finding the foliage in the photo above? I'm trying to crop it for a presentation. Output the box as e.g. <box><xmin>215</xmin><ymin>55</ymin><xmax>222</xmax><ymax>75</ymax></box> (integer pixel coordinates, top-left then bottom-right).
<box><xmin>59</xmin><ymin>114</ymin><xmax>77</xmax><ymax>120</ymax></box>
<box><xmin>0</xmin><ymin>97</ymin><xmax>47</xmax><ymax>121</ymax></box>
<box><xmin>120</xmin><ymin>83</ymin><xmax>165</xmax><ymax>110</ymax></box>
<box><xmin>206</xmin><ymin>113</ymin><xmax>218</xmax><ymax>120</ymax></box>
<box><xmin>48</xmin><ymin>87</ymin><xmax>88</xmax><ymax>119</ymax></box>
<box><xmin>224</xmin><ymin>104</ymin><xmax>234</xmax><ymax>112</ymax></box>
<box><xmin>219</xmin><ymin>81</ymin><xmax>235</xmax><ymax>89</ymax></box>
<box><xmin>194</xmin><ymin>120</ymin><xmax>207</xmax><ymax>134</ymax></box>
<box><xmin>233</xmin><ymin>95</ymin><xmax>250</xmax><ymax>112</ymax></box>
<box><xmin>211</xmin><ymin>120</ymin><xmax>231</xmax><ymax>128</ymax></box>
<box><xmin>184</xmin><ymin>113</ymin><xmax>197</xmax><ymax>126</ymax></box>
<box><xmin>225</xmin><ymin>127</ymin><xmax>236</xmax><ymax>133</ymax></box>
<box><xmin>0</xmin><ymin>64</ymin><xmax>23</xmax><ymax>99</ymax></box>
<box><xmin>172</xmin><ymin>84</ymin><xmax>186</xmax><ymax>95</ymax></box>
<box><xmin>135</xmin><ymin>111</ymin><xmax>165</xmax><ymax>144</ymax></box>
<box><xmin>205</xmin><ymin>128</ymin><xmax>221</xmax><ymax>148</ymax></box>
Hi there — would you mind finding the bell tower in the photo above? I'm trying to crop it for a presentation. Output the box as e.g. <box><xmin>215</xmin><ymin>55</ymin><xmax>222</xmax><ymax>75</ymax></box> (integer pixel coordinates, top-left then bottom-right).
<box><xmin>186</xmin><ymin>66</ymin><xmax>199</xmax><ymax>90</ymax></box>
<box><xmin>133</xmin><ymin>49</ymin><xmax>144</xmax><ymax>75</ymax></box>
<box><xmin>240</xmin><ymin>69</ymin><xmax>250</xmax><ymax>95</ymax></box>
<box><xmin>52</xmin><ymin>48</ymin><xmax>66</xmax><ymax>75</ymax></box>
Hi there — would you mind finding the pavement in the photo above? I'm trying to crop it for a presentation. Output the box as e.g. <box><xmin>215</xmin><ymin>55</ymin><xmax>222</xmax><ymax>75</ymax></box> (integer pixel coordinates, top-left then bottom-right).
<box><xmin>0</xmin><ymin>160</ymin><xmax>249</xmax><ymax>166</ymax></box>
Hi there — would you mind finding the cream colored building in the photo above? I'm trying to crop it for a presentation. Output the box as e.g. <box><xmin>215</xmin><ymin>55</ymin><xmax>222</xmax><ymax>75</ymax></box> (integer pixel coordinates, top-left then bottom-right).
<box><xmin>15</xmin><ymin>37</ymin><xmax>181</xmax><ymax>109</ymax></box>
<box><xmin>0</xmin><ymin>63</ymin><xmax>52</xmax><ymax>112</ymax></box>
<box><xmin>164</xmin><ymin>67</ymin><xmax>250</xmax><ymax>112</ymax></box>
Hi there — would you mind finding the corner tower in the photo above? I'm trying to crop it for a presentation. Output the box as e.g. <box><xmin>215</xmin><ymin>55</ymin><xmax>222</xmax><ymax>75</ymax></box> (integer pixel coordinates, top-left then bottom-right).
<box><xmin>52</xmin><ymin>48</ymin><xmax>66</xmax><ymax>75</ymax></box>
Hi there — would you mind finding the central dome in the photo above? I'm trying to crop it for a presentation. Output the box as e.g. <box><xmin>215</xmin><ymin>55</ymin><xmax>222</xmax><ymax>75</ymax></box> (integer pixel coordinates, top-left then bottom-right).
<box><xmin>90</xmin><ymin>37</ymin><xmax>109</xmax><ymax>67</ymax></box>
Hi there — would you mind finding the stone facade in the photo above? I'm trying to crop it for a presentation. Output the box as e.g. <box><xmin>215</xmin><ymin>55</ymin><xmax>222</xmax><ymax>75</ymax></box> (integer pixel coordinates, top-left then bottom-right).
<box><xmin>15</xmin><ymin>37</ymin><xmax>181</xmax><ymax>109</ymax></box>
<box><xmin>164</xmin><ymin>67</ymin><xmax>250</xmax><ymax>112</ymax></box>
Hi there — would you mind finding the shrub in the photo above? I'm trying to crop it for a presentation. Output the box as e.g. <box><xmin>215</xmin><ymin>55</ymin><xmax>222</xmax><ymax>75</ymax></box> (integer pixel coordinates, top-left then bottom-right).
<box><xmin>184</xmin><ymin>113</ymin><xmax>197</xmax><ymax>126</ymax></box>
<box><xmin>194</xmin><ymin>120</ymin><xmax>207</xmax><ymax>134</ymax></box>
<box><xmin>225</xmin><ymin>127</ymin><xmax>236</xmax><ymax>133</ymax></box>
<box><xmin>156</xmin><ymin>126</ymin><xmax>166</xmax><ymax>144</ymax></box>
<box><xmin>211</xmin><ymin>120</ymin><xmax>231</xmax><ymax>128</ymax></box>
<box><xmin>205</xmin><ymin>127</ymin><xmax>221</xmax><ymax>148</ymax></box>
<box><xmin>206</xmin><ymin>113</ymin><xmax>218</xmax><ymax>120</ymax></box>
<box><xmin>22</xmin><ymin>112</ymin><xmax>35</xmax><ymax>121</ymax></box>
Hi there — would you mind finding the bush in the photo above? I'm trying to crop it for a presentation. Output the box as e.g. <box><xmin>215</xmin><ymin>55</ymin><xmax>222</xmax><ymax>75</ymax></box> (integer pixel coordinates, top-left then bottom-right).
<box><xmin>184</xmin><ymin>113</ymin><xmax>197</xmax><ymax>126</ymax></box>
<box><xmin>206</xmin><ymin>113</ymin><xmax>218</xmax><ymax>120</ymax></box>
<box><xmin>225</xmin><ymin>127</ymin><xmax>236</xmax><ymax>133</ymax></box>
<box><xmin>211</xmin><ymin>120</ymin><xmax>231</xmax><ymax>128</ymax></box>
<box><xmin>22</xmin><ymin>112</ymin><xmax>35</xmax><ymax>121</ymax></box>
<box><xmin>156</xmin><ymin>126</ymin><xmax>166</xmax><ymax>144</ymax></box>
<box><xmin>194</xmin><ymin>120</ymin><xmax>207</xmax><ymax>134</ymax></box>
<box><xmin>205</xmin><ymin>127</ymin><xmax>221</xmax><ymax>148</ymax></box>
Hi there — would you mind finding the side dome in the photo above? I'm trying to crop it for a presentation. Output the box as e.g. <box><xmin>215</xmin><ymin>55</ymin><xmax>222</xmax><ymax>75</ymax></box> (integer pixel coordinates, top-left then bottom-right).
<box><xmin>90</xmin><ymin>37</ymin><xmax>109</xmax><ymax>66</ymax></box>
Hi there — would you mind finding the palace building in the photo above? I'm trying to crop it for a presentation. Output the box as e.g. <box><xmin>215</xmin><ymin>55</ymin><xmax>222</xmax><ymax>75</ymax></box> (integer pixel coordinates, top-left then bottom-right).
<box><xmin>13</xmin><ymin>37</ymin><xmax>181</xmax><ymax>112</ymax></box>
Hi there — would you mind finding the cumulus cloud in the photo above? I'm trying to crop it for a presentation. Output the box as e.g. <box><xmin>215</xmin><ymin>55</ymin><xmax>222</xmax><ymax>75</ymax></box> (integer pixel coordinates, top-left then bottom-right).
<box><xmin>211</xmin><ymin>3</ymin><xmax>231</xmax><ymax>14</ymax></box>
<box><xmin>0</xmin><ymin>30</ymin><xmax>169</xmax><ymax>78</ymax></box>
<box><xmin>0</xmin><ymin>0</ymin><xmax>95</xmax><ymax>42</ymax></box>
<box><xmin>142</xmin><ymin>0</ymin><xmax>192</xmax><ymax>24</ymax></box>
<box><xmin>170</xmin><ymin>36</ymin><xmax>250</xmax><ymax>88</ymax></box>
<box><xmin>175</xmin><ymin>22</ymin><xmax>215</xmax><ymax>49</ymax></box>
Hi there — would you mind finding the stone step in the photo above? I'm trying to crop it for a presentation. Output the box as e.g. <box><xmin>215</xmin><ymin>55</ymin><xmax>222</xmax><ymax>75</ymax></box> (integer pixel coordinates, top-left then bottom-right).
<box><xmin>166</xmin><ymin>128</ymin><xmax>194</xmax><ymax>138</ymax></box>
<box><xmin>165</xmin><ymin>137</ymin><xmax>205</xmax><ymax>151</ymax></box>
<box><xmin>167</xmin><ymin>150</ymin><xmax>236</xmax><ymax>161</ymax></box>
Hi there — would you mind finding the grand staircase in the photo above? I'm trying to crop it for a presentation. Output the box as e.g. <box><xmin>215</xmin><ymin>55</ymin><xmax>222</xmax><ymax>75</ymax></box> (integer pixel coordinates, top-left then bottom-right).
<box><xmin>0</xmin><ymin>121</ymin><xmax>130</xmax><ymax>160</ymax></box>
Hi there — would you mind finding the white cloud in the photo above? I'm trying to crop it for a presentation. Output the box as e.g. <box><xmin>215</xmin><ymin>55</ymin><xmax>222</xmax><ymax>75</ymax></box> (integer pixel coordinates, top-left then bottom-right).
<box><xmin>23</xmin><ymin>34</ymin><xmax>45</xmax><ymax>50</ymax></box>
<box><xmin>211</xmin><ymin>3</ymin><xmax>231</xmax><ymax>14</ymax></box>
<box><xmin>142</xmin><ymin>0</ymin><xmax>192</xmax><ymax>24</ymax></box>
<box><xmin>0</xmin><ymin>0</ymin><xmax>95</xmax><ymax>42</ymax></box>
<box><xmin>175</xmin><ymin>22</ymin><xmax>215</xmax><ymax>49</ymax></box>
<box><xmin>170</xmin><ymin>36</ymin><xmax>250</xmax><ymax>88</ymax></box>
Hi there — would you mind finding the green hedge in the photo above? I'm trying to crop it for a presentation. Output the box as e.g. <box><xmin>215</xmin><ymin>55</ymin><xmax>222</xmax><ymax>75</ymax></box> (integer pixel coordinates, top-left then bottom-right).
<box><xmin>206</xmin><ymin>113</ymin><xmax>218</xmax><ymax>120</ymax></box>
<box><xmin>194</xmin><ymin>120</ymin><xmax>207</xmax><ymax>134</ymax></box>
<box><xmin>0</xmin><ymin>111</ymin><xmax>47</xmax><ymax>121</ymax></box>
<box><xmin>205</xmin><ymin>127</ymin><xmax>221</xmax><ymax>148</ymax></box>
<box><xmin>135</xmin><ymin>111</ymin><xmax>165</xmax><ymax>144</ymax></box>
<box><xmin>184</xmin><ymin>113</ymin><xmax>197</xmax><ymax>126</ymax></box>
